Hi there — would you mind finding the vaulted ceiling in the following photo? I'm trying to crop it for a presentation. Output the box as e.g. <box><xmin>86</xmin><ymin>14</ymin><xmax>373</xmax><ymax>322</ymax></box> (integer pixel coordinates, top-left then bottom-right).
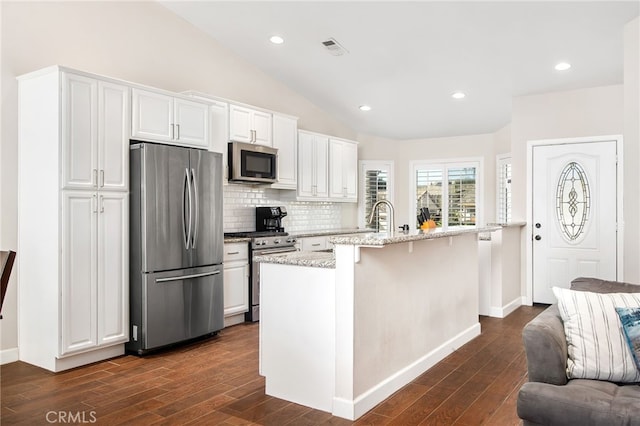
<box><xmin>161</xmin><ymin>1</ymin><xmax>639</xmax><ymax>140</ymax></box>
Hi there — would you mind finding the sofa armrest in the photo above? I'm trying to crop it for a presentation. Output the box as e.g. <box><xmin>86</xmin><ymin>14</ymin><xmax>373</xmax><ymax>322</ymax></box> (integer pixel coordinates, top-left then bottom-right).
<box><xmin>522</xmin><ymin>304</ymin><xmax>568</xmax><ymax>385</ymax></box>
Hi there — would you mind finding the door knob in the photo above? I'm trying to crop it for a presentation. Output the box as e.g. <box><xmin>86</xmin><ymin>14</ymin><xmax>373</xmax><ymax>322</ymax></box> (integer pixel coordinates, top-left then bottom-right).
<box><xmin>535</xmin><ymin>235</ymin><xmax>542</xmax><ymax>241</ymax></box>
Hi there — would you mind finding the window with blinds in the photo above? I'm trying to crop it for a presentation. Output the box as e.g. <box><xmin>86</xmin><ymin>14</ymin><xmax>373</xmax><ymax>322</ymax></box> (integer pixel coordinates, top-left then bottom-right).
<box><xmin>448</xmin><ymin>167</ymin><xmax>477</xmax><ymax>226</ymax></box>
<box><xmin>415</xmin><ymin>169</ymin><xmax>443</xmax><ymax>225</ymax></box>
<box><xmin>359</xmin><ymin>161</ymin><xmax>394</xmax><ymax>230</ymax></box>
<box><xmin>497</xmin><ymin>156</ymin><xmax>512</xmax><ymax>223</ymax></box>
<box><xmin>364</xmin><ymin>170</ymin><xmax>389</xmax><ymax>231</ymax></box>
<box><xmin>412</xmin><ymin>161</ymin><xmax>480</xmax><ymax>228</ymax></box>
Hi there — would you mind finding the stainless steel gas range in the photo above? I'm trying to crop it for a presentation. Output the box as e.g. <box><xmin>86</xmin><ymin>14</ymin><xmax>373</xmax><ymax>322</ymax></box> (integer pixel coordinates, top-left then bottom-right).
<box><xmin>223</xmin><ymin>231</ymin><xmax>297</xmax><ymax>322</ymax></box>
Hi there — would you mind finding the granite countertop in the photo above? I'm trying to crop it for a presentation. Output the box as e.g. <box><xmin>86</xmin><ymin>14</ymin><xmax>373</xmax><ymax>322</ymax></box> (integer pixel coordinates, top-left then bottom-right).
<box><xmin>487</xmin><ymin>221</ymin><xmax>527</xmax><ymax>228</ymax></box>
<box><xmin>254</xmin><ymin>250</ymin><xmax>335</xmax><ymax>269</ymax></box>
<box><xmin>289</xmin><ymin>228</ymin><xmax>375</xmax><ymax>238</ymax></box>
<box><xmin>328</xmin><ymin>225</ymin><xmax>501</xmax><ymax>246</ymax></box>
<box><xmin>224</xmin><ymin>237</ymin><xmax>251</xmax><ymax>243</ymax></box>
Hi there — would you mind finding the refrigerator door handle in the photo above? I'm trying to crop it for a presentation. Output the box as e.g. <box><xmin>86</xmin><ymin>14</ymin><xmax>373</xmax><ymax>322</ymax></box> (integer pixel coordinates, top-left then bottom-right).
<box><xmin>155</xmin><ymin>270</ymin><xmax>221</xmax><ymax>283</ymax></box>
<box><xmin>191</xmin><ymin>168</ymin><xmax>199</xmax><ymax>249</ymax></box>
<box><xmin>182</xmin><ymin>168</ymin><xmax>192</xmax><ymax>250</ymax></box>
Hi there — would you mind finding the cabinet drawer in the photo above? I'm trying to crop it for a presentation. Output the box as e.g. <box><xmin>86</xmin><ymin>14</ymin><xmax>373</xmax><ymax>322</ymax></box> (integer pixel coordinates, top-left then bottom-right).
<box><xmin>300</xmin><ymin>236</ymin><xmax>328</xmax><ymax>252</ymax></box>
<box><xmin>224</xmin><ymin>242</ymin><xmax>249</xmax><ymax>262</ymax></box>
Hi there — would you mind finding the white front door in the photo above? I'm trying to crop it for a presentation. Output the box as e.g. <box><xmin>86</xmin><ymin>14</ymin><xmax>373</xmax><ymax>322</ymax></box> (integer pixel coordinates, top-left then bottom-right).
<box><xmin>532</xmin><ymin>140</ymin><xmax>618</xmax><ymax>303</ymax></box>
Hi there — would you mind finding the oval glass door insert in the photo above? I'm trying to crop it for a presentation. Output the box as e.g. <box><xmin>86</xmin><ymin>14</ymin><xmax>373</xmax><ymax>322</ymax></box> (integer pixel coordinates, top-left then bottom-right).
<box><xmin>555</xmin><ymin>161</ymin><xmax>590</xmax><ymax>241</ymax></box>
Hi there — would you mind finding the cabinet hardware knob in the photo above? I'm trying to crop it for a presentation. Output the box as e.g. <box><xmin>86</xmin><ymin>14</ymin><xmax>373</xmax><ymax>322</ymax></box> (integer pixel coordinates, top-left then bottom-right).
<box><xmin>534</xmin><ymin>235</ymin><xmax>542</xmax><ymax>241</ymax></box>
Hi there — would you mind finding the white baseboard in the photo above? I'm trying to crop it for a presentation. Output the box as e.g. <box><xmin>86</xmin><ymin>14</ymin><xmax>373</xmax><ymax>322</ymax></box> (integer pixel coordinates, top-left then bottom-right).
<box><xmin>0</xmin><ymin>347</ymin><xmax>19</xmax><ymax>365</ymax></box>
<box><xmin>489</xmin><ymin>296</ymin><xmax>524</xmax><ymax>318</ymax></box>
<box><xmin>332</xmin><ymin>322</ymin><xmax>482</xmax><ymax>420</ymax></box>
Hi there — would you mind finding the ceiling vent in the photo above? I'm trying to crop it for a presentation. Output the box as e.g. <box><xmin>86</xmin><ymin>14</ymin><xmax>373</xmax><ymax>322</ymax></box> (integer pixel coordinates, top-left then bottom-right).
<box><xmin>321</xmin><ymin>38</ymin><xmax>349</xmax><ymax>56</ymax></box>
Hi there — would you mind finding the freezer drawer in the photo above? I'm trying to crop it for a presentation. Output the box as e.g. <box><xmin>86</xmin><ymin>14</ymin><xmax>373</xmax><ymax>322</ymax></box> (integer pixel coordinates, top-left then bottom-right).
<box><xmin>127</xmin><ymin>264</ymin><xmax>223</xmax><ymax>353</ymax></box>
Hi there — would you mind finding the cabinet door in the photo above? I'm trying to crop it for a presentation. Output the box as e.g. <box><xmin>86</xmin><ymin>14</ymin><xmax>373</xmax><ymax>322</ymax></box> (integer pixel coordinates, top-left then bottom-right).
<box><xmin>223</xmin><ymin>263</ymin><xmax>249</xmax><ymax>316</ymax></box>
<box><xmin>271</xmin><ymin>115</ymin><xmax>297</xmax><ymax>189</ymax></box>
<box><xmin>229</xmin><ymin>105</ymin><xmax>253</xmax><ymax>143</ymax></box>
<box><xmin>61</xmin><ymin>191</ymin><xmax>98</xmax><ymax>356</ymax></box>
<box><xmin>314</xmin><ymin>136</ymin><xmax>329</xmax><ymax>198</ymax></box>
<box><xmin>343</xmin><ymin>141</ymin><xmax>358</xmax><ymax>200</ymax></box>
<box><xmin>62</xmin><ymin>73</ymin><xmax>98</xmax><ymax>190</ymax></box>
<box><xmin>252</xmin><ymin>110</ymin><xmax>272</xmax><ymax>146</ymax></box>
<box><xmin>329</xmin><ymin>139</ymin><xmax>345</xmax><ymax>198</ymax></box>
<box><xmin>329</xmin><ymin>139</ymin><xmax>358</xmax><ymax>201</ymax></box>
<box><xmin>132</xmin><ymin>89</ymin><xmax>173</xmax><ymax>142</ymax></box>
<box><xmin>98</xmin><ymin>81</ymin><xmax>129</xmax><ymax>191</ymax></box>
<box><xmin>97</xmin><ymin>192</ymin><xmax>129</xmax><ymax>347</ymax></box>
<box><xmin>175</xmin><ymin>98</ymin><xmax>209</xmax><ymax>147</ymax></box>
<box><xmin>297</xmin><ymin>132</ymin><xmax>316</xmax><ymax>198</ymax></box>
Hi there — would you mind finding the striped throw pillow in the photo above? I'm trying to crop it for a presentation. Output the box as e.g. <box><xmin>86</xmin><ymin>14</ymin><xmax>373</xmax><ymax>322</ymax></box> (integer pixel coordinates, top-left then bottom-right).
<box><xmin>552</xmin><ymin>287</ymin><xmax>640</xmax><ymax>383</ymax></box>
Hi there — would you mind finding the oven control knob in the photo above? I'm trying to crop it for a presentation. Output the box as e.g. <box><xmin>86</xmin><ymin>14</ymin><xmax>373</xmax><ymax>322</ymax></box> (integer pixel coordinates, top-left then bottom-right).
<box><xmin>255</xmin><ymin>240</ymin><xmax>265</xmax><ymax>246</ymax></box>
<box><xmin>274</xmin><ymin>239</ymin><xmax>281</xmax><ymax>244</ymax></box>
<box><xmin>286</xmin><ymin>238</ymin><xmax>296</xmax><ymax>243</ymax></box>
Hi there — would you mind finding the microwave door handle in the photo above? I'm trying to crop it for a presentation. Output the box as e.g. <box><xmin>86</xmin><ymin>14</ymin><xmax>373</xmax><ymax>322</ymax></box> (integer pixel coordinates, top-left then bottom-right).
<box><xmin>191</xmin><ymin>168</ymin><xmax>199</xmax><ymax>249</ymax></box>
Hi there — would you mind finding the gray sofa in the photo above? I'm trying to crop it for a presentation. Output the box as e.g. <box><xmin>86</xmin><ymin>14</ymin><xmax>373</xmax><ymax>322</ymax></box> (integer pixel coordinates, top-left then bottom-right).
<box><xmin>517</xmin><ymin>277</ymin><xmax>640</xmax><ymax>426</ymax></box>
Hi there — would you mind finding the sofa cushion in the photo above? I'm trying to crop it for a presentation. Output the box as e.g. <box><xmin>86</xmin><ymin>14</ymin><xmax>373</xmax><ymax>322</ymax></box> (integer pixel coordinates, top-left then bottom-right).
<box><xmin>553</xmin><ymin>287</ymin><xmax>640</xmax><ymax>383</ymax></box>
<box><xmin>616</xmin><ymin>307</ymin><xmax>640</xmax><ymax>371</ymax></box>
<box><xmin>571</xmin><ymin>277</ymin><xmax>640</xmax><ymax>294</ymax></box>
<box><xmin>517</xmin><ymin>379</ymin><xmax>640</xmax><ymax>426</ymax></box>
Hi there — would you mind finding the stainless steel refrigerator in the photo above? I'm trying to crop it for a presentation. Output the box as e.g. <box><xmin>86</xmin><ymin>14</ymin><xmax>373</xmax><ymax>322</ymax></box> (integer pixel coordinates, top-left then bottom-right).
<box><xmin>127</xmin><ymin>142</ymin><xmax>224</xmax><ymax>354</ymax></box>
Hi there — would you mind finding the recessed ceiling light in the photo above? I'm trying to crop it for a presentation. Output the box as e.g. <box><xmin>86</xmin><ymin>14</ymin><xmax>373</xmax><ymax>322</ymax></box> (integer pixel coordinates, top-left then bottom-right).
<box><xmin>452</xmin><ymin>92</ymin><xmax>466</xmax><ymax>99</ymax></box>
<box><xmin>270</xmin><ymin>35</ymin><xmax>284</xmax><ymax>45</ymax></box>
<box><xmin>359</xmin><ymin>105</ymin><xmax>372</xmax><ymax>111</ymax></box>
<box><xmin>555</xmin><ymin>62</ymin><xmax>571</xmax><ymax>71</ymax></box>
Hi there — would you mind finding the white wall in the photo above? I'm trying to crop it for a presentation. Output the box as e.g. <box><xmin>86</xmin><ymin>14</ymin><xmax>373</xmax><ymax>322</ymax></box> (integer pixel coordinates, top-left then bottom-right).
<box><xmin>359</xmin><ymin>132</ymin><xmax>497</xmax><ymax>228</ymax></box>
<box><xmin>624</xmin><ymin>17</ymin><xmax>639</xmax><ymax>283</ymax></box>
<box><xmin>0</xmin><ymin>1</ymin><xmax>358</xmax><ymax>353</ymax></box>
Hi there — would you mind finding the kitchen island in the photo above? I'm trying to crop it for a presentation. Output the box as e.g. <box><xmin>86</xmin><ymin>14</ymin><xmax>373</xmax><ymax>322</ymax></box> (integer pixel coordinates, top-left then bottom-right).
<box><xmin>255</xmin><ymin>226</ymin><xmax>499</xmax><ymax>420</ymax></box>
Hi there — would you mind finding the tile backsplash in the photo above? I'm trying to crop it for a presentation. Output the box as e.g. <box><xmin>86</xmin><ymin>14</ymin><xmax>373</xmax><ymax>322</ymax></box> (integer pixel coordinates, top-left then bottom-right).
<box><xmin>223</xmin><ymin>185</ymin><xmax>344</xmax><ymax>233</ymax></box>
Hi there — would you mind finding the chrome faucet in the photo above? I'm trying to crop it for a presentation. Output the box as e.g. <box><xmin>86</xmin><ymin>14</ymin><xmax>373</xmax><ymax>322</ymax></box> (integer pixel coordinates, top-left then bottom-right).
<box><xmin>368</xmin><ymin>199</ymin><xmax>395</xmax><ymax>233</ymax></box>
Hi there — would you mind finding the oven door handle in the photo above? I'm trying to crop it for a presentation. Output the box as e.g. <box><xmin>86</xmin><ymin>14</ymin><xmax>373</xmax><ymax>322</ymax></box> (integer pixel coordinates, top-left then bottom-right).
<box><xmin>253</xmin><ymin>247</ymin><xmax>297</xmax><ymax>256</ymax></box>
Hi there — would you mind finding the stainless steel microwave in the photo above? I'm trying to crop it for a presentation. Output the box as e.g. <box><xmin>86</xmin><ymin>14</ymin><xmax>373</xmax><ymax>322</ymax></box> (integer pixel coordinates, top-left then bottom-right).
<box><xmin>228</xmin><ymin>141</ymin><xmax>278</xmax><ymax>184</ymax></box>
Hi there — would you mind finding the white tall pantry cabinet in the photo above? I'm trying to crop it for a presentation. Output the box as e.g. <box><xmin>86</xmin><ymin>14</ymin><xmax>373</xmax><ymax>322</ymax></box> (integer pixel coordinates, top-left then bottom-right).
<box><xmin>18</xmin><ymin>67</ymin><xmax>129</xmax><ymax>372</ymax></box>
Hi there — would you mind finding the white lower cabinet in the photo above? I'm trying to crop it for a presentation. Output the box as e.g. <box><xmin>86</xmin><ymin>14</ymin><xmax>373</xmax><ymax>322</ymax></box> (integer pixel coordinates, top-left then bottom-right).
<box><xmin>61</xmin><ymin>191</ymin><xmax>129</xmax><ymax>356</ymax></box>
<box><xmin>223</xmin><ymin>243</ymin><xmax>250</xmax><ymax>327</ymax></box>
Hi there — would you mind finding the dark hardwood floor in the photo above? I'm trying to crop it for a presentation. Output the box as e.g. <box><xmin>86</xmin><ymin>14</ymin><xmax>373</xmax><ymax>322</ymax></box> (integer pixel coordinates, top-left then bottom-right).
<box><xmin>1</xmin><ymin>305</ymin><xmax>545</xmax><ymax>425</ymax></box>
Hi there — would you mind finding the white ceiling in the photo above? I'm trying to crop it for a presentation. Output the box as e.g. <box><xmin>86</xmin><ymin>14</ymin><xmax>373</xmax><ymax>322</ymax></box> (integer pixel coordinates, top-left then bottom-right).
<box><xmin>161</xmin><ymin>1</ymin><xmax>639</xmax><ymax>140</ymax></box>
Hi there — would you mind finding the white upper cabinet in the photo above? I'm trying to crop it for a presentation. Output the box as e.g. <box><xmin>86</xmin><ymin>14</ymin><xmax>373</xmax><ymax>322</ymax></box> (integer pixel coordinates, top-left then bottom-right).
<box><xmin>271</xmin><ymin>114</ymin><xmax>298</xmax><ymax>190</ymax></box>
<box><xmin>229</xmin><ymin>104</ymin><xmax>272</xmax><ymax>146</ymax></box>
<box><xmin>298</xmin><ymin>131</ymin><xmax>357</xmax><ymax>202</ymax></box>
<box><xmin>99</xmin><ymin>81</ymin><xmax>130</xmax><ymax>191</ymax></box>
<box><xmin>132</xmin><ymin>88</ymin><xmax>209</xmax><ymax>148</ymax></box>
<box><xmin>174</xmin><ymin>98</ymin><xmax>209</xmax><ymax>146</ymax></box>
<box><xmin>298</xmin><ymin>130</ymin><xmax>329</xmax><ymax>199</ymax></box>
<box><xmin>329</xmin><ymin>138</ymin><xmax>358</xmax><ymax>202</ymax></box>
<box><xmin>62</xmin><ymin>73</ymin><xmax>129</xmax><ymax>192</ymax></box>
<box><xmin>62</xmin><ymin>73</ymin><xmax>98</xmax><ymax>190</ymax></box>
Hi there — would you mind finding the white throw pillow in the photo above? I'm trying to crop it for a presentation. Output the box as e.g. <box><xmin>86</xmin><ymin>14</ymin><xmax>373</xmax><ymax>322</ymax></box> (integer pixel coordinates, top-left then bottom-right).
<box><xmin>552</xmin><ymin>286</ymin><xmax>640</xmax><ymax>383</ymax></box>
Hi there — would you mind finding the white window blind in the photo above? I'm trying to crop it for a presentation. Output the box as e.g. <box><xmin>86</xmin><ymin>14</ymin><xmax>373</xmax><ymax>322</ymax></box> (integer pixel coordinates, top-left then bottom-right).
<box><xmin>359</xmin><ymin>161</ymin><xmax>394</xmax><ymax>230</ymax></box>
<box><xmin>497</xmin><ymin>156</ymin><xmax>512</xmax><ymax>223</ymax></box>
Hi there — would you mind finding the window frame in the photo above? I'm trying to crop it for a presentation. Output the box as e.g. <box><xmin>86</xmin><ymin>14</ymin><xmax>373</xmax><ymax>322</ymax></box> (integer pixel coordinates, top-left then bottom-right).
<box><xmin>410</xmin><ymin>157</ymin><xmax>483</xmax><ymax>229</ymax></box>
<box><xmin>358</xmin><ymin>160</ymin><xmax>395</xmax><ymax>229</ymax></box>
